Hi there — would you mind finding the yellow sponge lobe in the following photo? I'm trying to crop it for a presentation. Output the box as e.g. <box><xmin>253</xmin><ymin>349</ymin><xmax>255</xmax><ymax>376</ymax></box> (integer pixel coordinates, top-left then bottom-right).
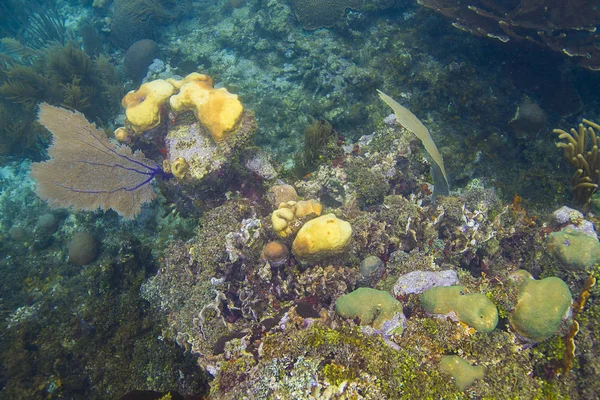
<box><xmin>121</xmin><ymin>79</ymin><xmax>176</xmax><ymax>133</ymax></box>
<box><xmin>169</xmin><ymin>73</ymin><xmax>244</xmax><ymax>142</ymax></box>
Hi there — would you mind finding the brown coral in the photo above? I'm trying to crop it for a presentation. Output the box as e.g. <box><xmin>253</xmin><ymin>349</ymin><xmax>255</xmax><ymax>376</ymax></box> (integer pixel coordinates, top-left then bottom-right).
<box><xmin>417</xmin><ymin>0</ymin><xmax>600</xmax><ymax>71</ymax></box>
<box><xmin>553</xmin><ymin>119</ymin><xmax>600</xmax><ymax>207</ymax></box>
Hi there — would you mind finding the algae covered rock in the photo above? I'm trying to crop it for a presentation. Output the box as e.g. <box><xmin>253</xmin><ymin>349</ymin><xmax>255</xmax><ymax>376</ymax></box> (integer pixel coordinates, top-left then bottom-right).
<box><xmin>439</xmin><ymin>355</ymin><xmax>485</xmax><ymax>390</ymax></box>
<box><xmin>292</xmin><ymin>213</ymin><xmax>352</xmax><ymax>262</ymax></box>
<box><xmin>335</xmin><ymin>287</ymin><xmax>404</xmax><ymax>334</ymax></box>
<box><xmin>546</xmin><ymin>228</ymin><xmax>600</xmax><ymax>270</ymax></box>
<box><xmin>421</xmin><ymin>286</ymin><xmax>498</xmax><ymax>333</ymax></box>
<box><xmin>393</xmin><ymin>269</ymin><xmax>458</xmax><ymax>296</ymax></box>
<box><xmin>509</xmin><ymin>270</ymin><xmax>572</xmax><ymax>342</ymax></box>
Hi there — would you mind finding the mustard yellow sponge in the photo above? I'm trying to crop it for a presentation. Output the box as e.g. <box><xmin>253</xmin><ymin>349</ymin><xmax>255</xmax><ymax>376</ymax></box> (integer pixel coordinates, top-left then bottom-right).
<box><xmin>121</xmin><ymin>79</ymin><xmax>176</xmax><ymax>133</ymax></box>
<box><xmin>168</xmin><ymin>73</ymin><xmax>244</xmax><ymax>142</ymax></box>
<box><xmin>292</xmin><ymin>213</ymin><xmax>352</xmax><ymax>261</ymax></box>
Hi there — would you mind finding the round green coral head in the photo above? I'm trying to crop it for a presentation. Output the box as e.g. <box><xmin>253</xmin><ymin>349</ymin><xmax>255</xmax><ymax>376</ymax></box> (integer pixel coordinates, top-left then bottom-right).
<box><xmin>335</xmin><ymin>287</ymin><xmax>402</xmax><ymax>330</ymax></box>
<box><xmin>439</xmin><ymin>355</ymin><xmax>485</xmax><ymax>390</ymax></box>
<box><xmin>421</xmin><ymin>286</ymin><xmax>498</xmax><ymax>333</ymax></box>
<box><xmin>509</xmin><ymin>270</ymin><xmax>572</xmax><ymax>341</ymax></box>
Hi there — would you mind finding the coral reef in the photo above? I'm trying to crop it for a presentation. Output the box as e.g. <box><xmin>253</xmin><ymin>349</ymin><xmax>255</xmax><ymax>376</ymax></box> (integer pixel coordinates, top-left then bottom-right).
<box><xmin>290</xmin><ymin>0</ymin><xmax>362</xmax><ymax>29</ymax></box>
<box><xmin>3</xmin><ymin>1</ymin><xmax>600</xmax><ymax>398</ymax></box>
<box><xmin>417</xmin><ymin>0</ymin><xmax>600</xmax><ymax>70</ymax></box>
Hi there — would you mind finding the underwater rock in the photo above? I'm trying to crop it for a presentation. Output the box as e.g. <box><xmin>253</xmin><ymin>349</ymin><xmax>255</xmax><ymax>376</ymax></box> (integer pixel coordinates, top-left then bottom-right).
<box><xmin>421</xmin><ymin>286</ymin><xmax>498</xmax><ymax>333</ymax></box>
<box><xmin>336</xmin><ymin>287</ymin><xmax>405</xmax><ymax>335</ymax></box>
<box><xmin>439</xmin><ymin>355</ymin><xmax>485</xmax><ymax>390</ymax></box>
<box><xmin>392</xmin><ymin>270</ymin><xmax>458</xmax><ymax>296</ymax></box>
<box><xmin>292</xmin><ymin>213</ymin><xmax>352</xmax><ymax>262</ymax></box>
<box><xmin>357</xmin><ymin>255</ymin><xmax>385</xmax><ymax>288</ymax></box>
<box><xmin>546</xmin><ymin>227</ymin><xmax>600</xmax><ymax>270</ymax></box>
<box><xmin>68</xmin><ymin>232</ymin><xmax>98</xmax><ymax>266</ymax></box>
<box><xmin>509</xmin><ymin>270</ymin><xmax>572</xmax><ymax>342</ymax></box>
<box><xmin>243</xmin><ymin>149</ymin><xmax>277</xmax><ymax>180</ymax></box>
<box><xmin>551</xmin><ymin>206</ymin><xmax>597</xmax><ymax>239</ymax></box>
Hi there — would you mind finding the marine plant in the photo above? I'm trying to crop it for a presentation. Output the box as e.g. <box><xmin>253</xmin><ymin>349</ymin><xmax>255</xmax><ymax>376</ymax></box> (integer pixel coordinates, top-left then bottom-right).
<box><xmin>290</xmin><ymin>119</ymin><xmax>342</xmax><ymax>179</ymax></box>
<box><xmin>0</xmin><ymin>42</ymin><xmax>123</xmax><ymax>159</ymax></box>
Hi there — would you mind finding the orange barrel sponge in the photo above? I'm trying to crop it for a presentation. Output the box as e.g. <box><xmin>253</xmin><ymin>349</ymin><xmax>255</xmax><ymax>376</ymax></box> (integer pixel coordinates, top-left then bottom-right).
<box><xmin>168</xmin><ymin>73</ymin><xmax>244</xmax><ymax>142</ymax></box>
<box><xmin>122</xmin><ymin>79</ymin><xmax>176</xmax><ymax>133</ymax></box>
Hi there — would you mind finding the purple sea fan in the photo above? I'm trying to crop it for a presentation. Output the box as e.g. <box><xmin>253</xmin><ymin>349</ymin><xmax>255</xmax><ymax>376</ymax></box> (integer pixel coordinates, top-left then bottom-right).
<box><xmin>31</xmin><ymin>103</ymin><xmax>168</xmax><ymax>219</ymax></box>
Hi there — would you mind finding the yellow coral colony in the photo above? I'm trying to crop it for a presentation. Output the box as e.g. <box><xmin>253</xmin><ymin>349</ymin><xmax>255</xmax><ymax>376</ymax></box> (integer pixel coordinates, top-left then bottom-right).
<box><xmin>271</xmin><ymin>200</ymin><xmax>323</xmax><ymax>238</ymax></box>
<box><xmin>168</xmin><ymin>73</ymin><xmax>244</xmax><ymax>142</ymax></box>
<box><xmin>292</xmin><ymin>214</ymin><xmax>352</xmax><ymax>260</ymax></box>
<box><xmin>272</xmin><ymin>207</ymin><xmax>296</xmax><ymax>238</ymax></box>
<box><xmin>121</xmin><ymin>79</ymin><xmax>176</xmax><ymax>133</ymax></box>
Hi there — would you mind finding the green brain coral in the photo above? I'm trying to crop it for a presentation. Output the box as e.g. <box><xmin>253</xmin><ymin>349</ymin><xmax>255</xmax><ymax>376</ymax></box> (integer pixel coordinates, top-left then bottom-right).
<box><xmin>335</xmin><ymin>287</ymin><xmax>403</xmax><ymax>330</ymax></box>
<box><xmin>509</xmin><ymin>270</ymin><xmax>572</xmax><ymax>341</ymax></box>
<box><xmin>420</xmin><ymin>286</ymin><xmax>498</xmax><ymax>333</ymax></box>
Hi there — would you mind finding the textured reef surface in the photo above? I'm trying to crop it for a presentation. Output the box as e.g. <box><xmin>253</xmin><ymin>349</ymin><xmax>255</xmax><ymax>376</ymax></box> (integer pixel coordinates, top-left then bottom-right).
<box><xmin>1</xmin><ymin>0</ymin><xmax>600</xmax><ymax>399</ymax></box>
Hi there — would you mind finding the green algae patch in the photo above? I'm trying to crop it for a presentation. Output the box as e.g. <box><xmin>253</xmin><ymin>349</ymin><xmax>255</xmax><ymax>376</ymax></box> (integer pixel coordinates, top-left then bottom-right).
<box><xmin>509</xmin><ymin>270</ymin><xmax>572</xmax><ymax>341</ymax></box>
<box><xmin>336</xmin><ymin>287</ymin><xmax>402</xmax><ymax>330</ymax></box>
<box><xmin>421</xmin><ymin>286</ymin><xmax>498</xmax><ymax>333</ymax></box>
<box><xmin>546</xmin><ymin>228</ymin><xmax>600</xmax><ymax>270</ymax></box>
<box><xmin>439</xmin><ymin>355</ymin><xmax>485</xmax><ymax>390</ymax></box>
